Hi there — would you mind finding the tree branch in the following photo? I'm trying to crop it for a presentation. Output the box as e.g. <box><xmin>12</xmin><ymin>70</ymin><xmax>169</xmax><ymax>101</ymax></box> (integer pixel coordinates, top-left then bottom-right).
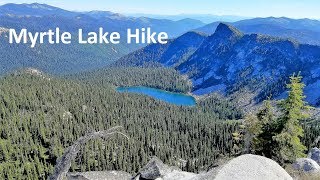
<box><xmin>49</xmin><ymin>126</ymin><xmax>128</xmax><ymax>180</ymax></box>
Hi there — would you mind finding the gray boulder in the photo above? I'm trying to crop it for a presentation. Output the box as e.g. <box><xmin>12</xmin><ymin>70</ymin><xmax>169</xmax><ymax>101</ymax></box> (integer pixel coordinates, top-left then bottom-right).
<box><xmin>213</xmin><ymin>154</ymin><xmax>292</xmax><ymax>180</ymax></box>
<box><xmin>67</xmin><ymin>171</ymin><xmax>132</xmax><ymax>180</ymax></box>
<box><xmin>137</xmin><ymin>157</ymin><xmax>171</xmax><ymax>179</ymax></box>
<box><xmin>161</xmin><ymin>170</ymin><xmax>198</xmax><ymax>180</ymax></box>
<box><xmin>293</xmin><ymin>158</ymin><xmax>320</xmax><ymax>173</ymax></box>
<box><xmin>135</xmin><ymin>157</ymin><xmax>197</xmax><ymax>180</ymax></box>
<box><xmin>308</xmin><ymin>147</ymin><xmax>320</xmax><ymax>165</ymax></box>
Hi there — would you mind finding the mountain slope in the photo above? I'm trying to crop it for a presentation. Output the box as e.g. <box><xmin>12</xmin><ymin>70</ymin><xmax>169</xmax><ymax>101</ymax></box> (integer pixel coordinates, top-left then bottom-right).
<box><xmin>118</xmin><ymin>23</ymin><xmax>320</xmax><ymax>106</ymax></box>
<box><xmin>115</xmin><ymin>31</ymin><xmax>207</xmax><ymax>67</ymax></box>
<box><xmin>0</xmin><ymin>3</ymin><xmax>205</xmax><ymax>75</ymax></box>
<box><xmin>183</xmin><ymin>24</ymin><xmax>320</xmax><ymax>105</ymax></box>
<box><xmin>196</xmin><ymin>17</ymin><xmax>320</xmax><ymax>45</ymax></box>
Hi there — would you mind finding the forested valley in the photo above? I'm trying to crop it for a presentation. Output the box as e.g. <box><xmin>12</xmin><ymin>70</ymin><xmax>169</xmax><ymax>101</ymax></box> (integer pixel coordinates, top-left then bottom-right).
<box><xmin>0</xmin><ymin>68</ymin><xmax>243</xmax><ymax>179</ymax></box>
<box><xmin>0</xmin><ymin>68</ymin><xmax>319</xmax><ymax>179</ymax></box>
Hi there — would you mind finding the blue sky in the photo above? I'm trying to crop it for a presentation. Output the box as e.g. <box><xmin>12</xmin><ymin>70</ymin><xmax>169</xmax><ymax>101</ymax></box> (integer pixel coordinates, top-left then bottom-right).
<box><xmin>0</xmin><ymin>0</ymin><xmax>319</xmax><ymax>19</ymax></box>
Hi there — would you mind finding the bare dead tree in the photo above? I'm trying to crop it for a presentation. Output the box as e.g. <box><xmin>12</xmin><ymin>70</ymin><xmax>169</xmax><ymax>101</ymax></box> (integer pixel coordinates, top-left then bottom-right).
<box><xmin>49</xmin><ymin>126</ymin><xmax>128</xmax><ymax>180</ymax></box>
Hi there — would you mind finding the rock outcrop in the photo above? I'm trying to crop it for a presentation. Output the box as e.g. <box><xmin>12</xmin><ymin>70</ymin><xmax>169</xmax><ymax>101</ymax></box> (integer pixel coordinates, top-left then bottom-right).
<box><xmin>134</xmin><ymin>157</ymin><xmax>197</xmax><ymax>180</ymax></box>
<box><xmin>58</xmin><ymin>154</ymin><xmax>293</xmax><ymax>180</ymax></box>
<box><xmin>308</xmin><ymin>147</ymin><xmax>320</xmax><ymax>165</ymax></box>
<box><xmin>135</xmin><ymin>157</ymin><xmax>171</xmax><ymax>179</ymax></box>
<box><xmin>67</xmin><ymin>171</ymin><xmax>132</xmax><ymax>180</ymax></box>
<box><xmin>134</xmin><ymin>154</ymin><xmax>292</xmax><ymax>180</ymax></box>
<box><xmin>213</xmin><ymin>154</ymin><xmax>292</xmax><ymax>180</ymax></box>
<box><xmin>293</xmin><ymin>158</ymin><xmax>320</xmax><ymax>173</ymax></box>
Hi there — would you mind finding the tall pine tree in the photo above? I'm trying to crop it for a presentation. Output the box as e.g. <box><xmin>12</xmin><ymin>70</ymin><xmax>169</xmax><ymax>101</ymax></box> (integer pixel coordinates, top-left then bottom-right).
<box><xmin>273</xmin><ymin>73</ymin><xmax>309</xmax><ymax>164</ymax></box>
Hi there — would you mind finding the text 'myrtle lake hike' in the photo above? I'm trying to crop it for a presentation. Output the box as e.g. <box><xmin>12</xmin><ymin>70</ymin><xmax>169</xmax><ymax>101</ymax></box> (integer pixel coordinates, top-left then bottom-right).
<box><xmin>0</xmin><ymin>1</ymin><xmax>320</xmax><ymax>180</ymax></box>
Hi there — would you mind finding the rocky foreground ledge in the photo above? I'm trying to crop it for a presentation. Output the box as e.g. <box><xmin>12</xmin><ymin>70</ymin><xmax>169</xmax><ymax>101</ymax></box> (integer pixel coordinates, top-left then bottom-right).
<box><xmin>67</xmin><ymin>154</ymin><xmax>293</xmax><ymax>180</ymax></box>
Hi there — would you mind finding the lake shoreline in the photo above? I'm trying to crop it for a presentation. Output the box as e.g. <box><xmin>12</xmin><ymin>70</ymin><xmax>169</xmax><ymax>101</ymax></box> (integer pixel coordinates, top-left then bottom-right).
<box><xmin>116</xmin><ymin>86</ymin><xmax>196</xmax><ymax>106</ymax></box>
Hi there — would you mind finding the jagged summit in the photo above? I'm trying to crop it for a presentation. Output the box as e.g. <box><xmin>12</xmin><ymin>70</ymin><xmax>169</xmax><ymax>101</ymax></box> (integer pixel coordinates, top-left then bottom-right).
<box><xmin>212</xmin><ymin>23</ymin><xmax>244</xmax><ymax>39</ymax></box>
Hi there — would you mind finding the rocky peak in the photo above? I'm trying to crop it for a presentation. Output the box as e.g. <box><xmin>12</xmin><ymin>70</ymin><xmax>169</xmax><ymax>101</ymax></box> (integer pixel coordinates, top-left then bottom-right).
<box><xmin>194</xmin><ymin>23</ymin><xmax>243</xmax><ymax>56</ymax></box>
<box><xmin>211</xmin><ymin>23</ymin><xmax>244</xmax><ymax>41</ymax></box>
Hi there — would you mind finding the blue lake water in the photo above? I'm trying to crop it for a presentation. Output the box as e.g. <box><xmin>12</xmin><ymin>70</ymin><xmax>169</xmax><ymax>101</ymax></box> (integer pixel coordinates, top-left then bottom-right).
<box><xmin>117</xmin><ymin>86</ymin><xmax>196</xmax><ymax>106</ymax></box>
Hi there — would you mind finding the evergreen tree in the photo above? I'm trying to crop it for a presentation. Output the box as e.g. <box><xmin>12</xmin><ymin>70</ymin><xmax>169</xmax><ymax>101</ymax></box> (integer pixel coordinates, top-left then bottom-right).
<box><xmin>273</xmin><ymin>74</ymin><xmax>309</xmax><ymax>164</ymax></box>
<box><xmin>252</xmin><ymin>101</ymin><xmax>280</xmax><ymax>158</ymax></box>
<box><xmin>244</xmin><ymin>74</ymin><xmax>311</xmax><ymax>164</ymax></box>
<box><xmin>243</xmin><ymin>100</ymin><xmax>278</xmax><ymax>156</ymax></box>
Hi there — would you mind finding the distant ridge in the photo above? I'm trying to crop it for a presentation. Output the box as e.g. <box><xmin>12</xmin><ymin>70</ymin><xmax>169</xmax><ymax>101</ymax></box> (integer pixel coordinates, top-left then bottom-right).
<box><xmin>0</xmin><ymin>3</ymin><xmax>75</xmax><ymax>17</ymax></box>
<box><xmin>196</xmin><ymin>17</ymin><xmax>320</xmax><ymax>45</ymax></box>
<box><xmin>0</xmin><ymin>3</ymin><xmax>205</xmax><ymax>75</ymax></box>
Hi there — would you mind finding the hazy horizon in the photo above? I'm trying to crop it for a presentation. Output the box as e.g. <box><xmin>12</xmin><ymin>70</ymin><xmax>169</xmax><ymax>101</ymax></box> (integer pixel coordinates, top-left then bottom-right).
<box><xmin>0</xmin><ymin>0</ymin><xmax>319</xmax><ymax>20</ymax></box>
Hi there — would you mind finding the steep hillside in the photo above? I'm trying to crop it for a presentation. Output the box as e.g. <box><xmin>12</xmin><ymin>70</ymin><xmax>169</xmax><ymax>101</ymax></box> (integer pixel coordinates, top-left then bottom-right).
<box><xmin>179</xmin><ymin>23</ymin><xmax>320</xmax><ymax>105</ymax></box>
<box><xmin>115</xmin><ymin>31</ymin><xmax>207</xmax><ymax>67</ymax></box>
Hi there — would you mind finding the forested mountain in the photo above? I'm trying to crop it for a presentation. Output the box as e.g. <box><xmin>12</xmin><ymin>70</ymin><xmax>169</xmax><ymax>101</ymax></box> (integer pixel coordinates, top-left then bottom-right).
<box><xmin>196</xmin><ymin>17</ymin><xmax>320</xmax><ymax>45</ymax></box>
<box><xmin>118</xmin><ymin>23</ymin><xmax>320</xmax><ymax>106</ymax></box>
<box><xmin>0</xmin><ymin>69</ymin><xmax>244</xmax><ymax>179</ymax></box>
<box><xmin>70</xmin><ymin>67</ymin><xmax>192</xmax><ymax>93</ymax></box>
<box><xmin>0</xmin><ymin>29</ymin><xmax>132</xmax><ymax>75</ymax></box>
<box><xmin>0</xmin><ymin>3</ymin><xmax>205</xmax><ymax>75</ymax></box>
<box><xmin>115</xmin><ymin>31</ymin><xmax>207</xmax><ymax>68</ymax></box>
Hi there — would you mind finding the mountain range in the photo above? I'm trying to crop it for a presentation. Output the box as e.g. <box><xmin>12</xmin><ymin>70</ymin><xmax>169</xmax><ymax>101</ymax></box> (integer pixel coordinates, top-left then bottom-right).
<box><xmin>0</xmin><ymin>3</ymin><xmax>205</xmax><ymax>75</ymax></box>
<box><xmin>1</xmin><ymin>2</ymin><xmax>320</xmax><ymax>106</ymax></box>
<box><xmin>117</xmin><ymin>23</ymin><xmax>320</xmax><ymax>107</ymax></box>
<box><xmin>126</xmin><ymin>13</ymin><xmax>249</xmax><ymax>23</ymax></box>
<box><xmin>0</xmin><ymin>3</ymin><xmax>205</xmax><ymax>36</ymax></box>
<box><xmin>196</xmin><ymin>17</ymin><xmax>320</xmax><ymax>45</ymax></box>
